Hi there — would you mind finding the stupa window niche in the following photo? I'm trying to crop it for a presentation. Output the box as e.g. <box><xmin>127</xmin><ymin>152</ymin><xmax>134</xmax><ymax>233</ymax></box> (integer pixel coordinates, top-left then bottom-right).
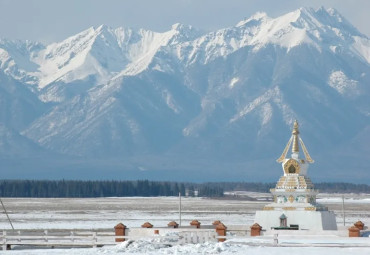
<box><xmin>288</xmin><ymin>165</ymin><xmax>296</xmax><ymax>173</ymax></box>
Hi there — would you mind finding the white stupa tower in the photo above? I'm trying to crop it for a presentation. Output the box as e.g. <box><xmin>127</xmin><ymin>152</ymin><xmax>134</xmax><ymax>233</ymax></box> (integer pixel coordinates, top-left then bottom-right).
<box><xmin>254</xmin><ymin>120</ymin><xmax>337</xmax><ymax>231</ymax></box>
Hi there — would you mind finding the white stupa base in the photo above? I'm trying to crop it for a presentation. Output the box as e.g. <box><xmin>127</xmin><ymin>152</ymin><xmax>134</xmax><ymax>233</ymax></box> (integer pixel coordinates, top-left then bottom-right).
<box><xmin>254</xmin><ymin>210</ymin><xmax>337</xmax><ymax>231</ymax></box>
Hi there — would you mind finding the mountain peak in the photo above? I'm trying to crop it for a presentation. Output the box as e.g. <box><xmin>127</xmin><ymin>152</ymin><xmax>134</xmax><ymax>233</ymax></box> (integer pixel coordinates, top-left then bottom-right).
<box><xmin>236</xmin><ymin>12</ymin><xmax>268</xmax><ymax>27</ymax></box>
<box><xmin>171</xmin><ymin>23</ymin><xmax>186</xmax><ymax>31</ymax></box>
<box><xmin>293</xmin><ymin>7</ymin><xmax>362</xmax><ymax>37</ymax></box>
<box><xmin>169</xmin><ymin>23</ymin><xmax>203</xmax><ymax>42</ymax></box>
<box><xmin>95</xmin><ymin>24</ymin><xmax>111</xmax><ymax>33</ymax></box>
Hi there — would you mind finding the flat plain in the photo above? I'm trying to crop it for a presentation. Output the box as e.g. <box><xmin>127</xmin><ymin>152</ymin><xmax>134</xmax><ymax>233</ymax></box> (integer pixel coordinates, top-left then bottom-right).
<box><xmin>1</xmin><ymin>192</ymin><xmax>369</xmax><ymax>230</ymax></box>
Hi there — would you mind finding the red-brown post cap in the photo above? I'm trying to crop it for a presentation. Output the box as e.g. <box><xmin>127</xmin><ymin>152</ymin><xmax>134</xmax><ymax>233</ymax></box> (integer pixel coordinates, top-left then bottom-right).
<box><xmin>115</xmin><ymin>223</ymin><xmax>126</xmax><ymax>229</ymax></box>
<box><xmin>213</xmin><ymin>220</ymin><xmax>222</xmax><ymax>226</ymax></box>
<box><xmin>216</xmin><ymin>223</ymin><xmax>227</xmax><ymax>230</ymax></box>
<box><xmin>168</xmin><ymin>221</ymin><xmax>179</xmax><ymax>227</ymax></box>
<box><xmin>141</xmin><ymin>222</ymin><xmax>153</xmax><ymax>228</ymax></box>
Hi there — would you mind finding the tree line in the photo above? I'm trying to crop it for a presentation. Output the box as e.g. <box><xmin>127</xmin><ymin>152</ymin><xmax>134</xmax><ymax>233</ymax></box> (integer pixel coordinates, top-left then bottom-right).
<box><xmin>0</xmin><ymin>180</ymin><xmax>224</xmax><ymax>198</ymax></box>
<box><xmin>314</xmin><ymin>182</ymin><xmax>370</xmax><ymax>193</ymax></box>
<box><xmin>202</xmin><ymin>182</ymin><xmax>370</xmax><ymax>194</ymax></box>
<box><xmin>0</xmin><ymin>180</ymin><xmax>368</xmax><ymax>198</ymax></box>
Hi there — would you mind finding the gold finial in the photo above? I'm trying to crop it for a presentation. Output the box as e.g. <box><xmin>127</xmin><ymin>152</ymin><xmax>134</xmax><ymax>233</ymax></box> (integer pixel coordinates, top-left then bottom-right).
<box><xmin>292</xmin><ymin>120</ymin><xmax>299</xmax><ymax>153</ymax></box>
<box><xmin>277</xmin><ymin>120</ymin><xmax>314</xmax><ymax>164</ymax></box>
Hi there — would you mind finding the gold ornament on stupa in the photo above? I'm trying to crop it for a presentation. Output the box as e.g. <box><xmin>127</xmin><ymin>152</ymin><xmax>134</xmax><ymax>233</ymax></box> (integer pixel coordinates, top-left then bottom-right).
<box><xmin>276</xmin><ymin>120</ymin><xmax>314</xmax><ymax>163</ymax></box>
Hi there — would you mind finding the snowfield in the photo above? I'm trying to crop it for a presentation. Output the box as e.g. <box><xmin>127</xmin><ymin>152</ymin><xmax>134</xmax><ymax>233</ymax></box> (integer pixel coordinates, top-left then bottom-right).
<box><xmin>0</xmin><ymin>193</ymin><xmax>370</xmax><ymax>254</ymax></box>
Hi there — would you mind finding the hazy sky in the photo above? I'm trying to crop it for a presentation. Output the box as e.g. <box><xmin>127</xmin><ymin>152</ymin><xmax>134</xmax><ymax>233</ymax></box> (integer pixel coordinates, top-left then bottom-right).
<box><xmin>0</xmin><ymin>0</ymin><xmax>369</xmax><ymax>43</ymax></box>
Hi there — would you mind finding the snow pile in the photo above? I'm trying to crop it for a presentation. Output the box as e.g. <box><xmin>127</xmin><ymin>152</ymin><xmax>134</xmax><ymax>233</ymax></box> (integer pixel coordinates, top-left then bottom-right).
<box><xmin>111</xmin><ymin>240</ymin><xmax>242</xmax><ymax>254</ymax></box>
<box><xmin>107</xmin><ymin>241</ymin><xmax>370</xmax><ymax>255</ymax></box>
<box><xmin>112</xmin><ymin>239</ymin><xmax>174</xmax><ymax>254</ymax></box>
<box><xmin>107</xmin><ymin>232</ymin><xmax>244</xmax><ymax>254</ymax></box>
<box><xmin>2</xmin><ymin>242</ymin><xmax>370</xmax><ymax>255</ymax></box>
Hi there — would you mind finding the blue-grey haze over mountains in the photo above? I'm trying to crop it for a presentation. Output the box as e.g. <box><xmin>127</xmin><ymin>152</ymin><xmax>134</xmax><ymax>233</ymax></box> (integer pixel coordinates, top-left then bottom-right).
<box><xmin>0</xmin><ymin>7</ymin><xmax>369</xmax><ymax>183</ymax></box>
<box><xmin>1</xmin><ymin>0</ymin><xmax>370</xmax><ymax>42</ymax></box>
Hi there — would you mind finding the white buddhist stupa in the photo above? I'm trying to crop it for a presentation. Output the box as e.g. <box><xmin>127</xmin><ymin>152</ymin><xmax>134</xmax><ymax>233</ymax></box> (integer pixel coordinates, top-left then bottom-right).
<box><xmin>254</xmin><ymin>120</ymin><xmax>337</xmax><ymax>231</ymax></box>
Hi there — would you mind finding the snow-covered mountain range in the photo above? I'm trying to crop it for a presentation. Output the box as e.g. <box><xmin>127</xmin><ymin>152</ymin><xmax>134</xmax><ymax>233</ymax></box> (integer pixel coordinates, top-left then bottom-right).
<box><xmin>0</xmin><ymin>7</ymin><xmax>369</xmax><ymax>182</ymax></box>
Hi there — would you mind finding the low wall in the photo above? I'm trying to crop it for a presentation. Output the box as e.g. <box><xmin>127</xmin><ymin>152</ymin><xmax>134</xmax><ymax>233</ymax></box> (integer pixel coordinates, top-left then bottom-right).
<box><xmin>128</xmin><ymin>226</ymin><xmax>216</xmax><ymax>238</ymax></box>
<box><xmin>265</xmin><ymin>229</ymin><xmax>348</xmax><ymax>237</ymax></box>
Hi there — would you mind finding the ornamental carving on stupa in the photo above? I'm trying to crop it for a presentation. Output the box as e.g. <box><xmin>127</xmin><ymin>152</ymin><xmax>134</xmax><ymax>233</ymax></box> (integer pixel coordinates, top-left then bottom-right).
<box><xmin>264</xmin><ymin>120</ymin><xmax>326</xmax><ymax>211</ymax></box>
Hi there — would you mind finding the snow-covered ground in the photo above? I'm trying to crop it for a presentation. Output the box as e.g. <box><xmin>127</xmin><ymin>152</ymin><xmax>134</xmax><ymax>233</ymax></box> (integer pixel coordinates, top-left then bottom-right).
<box><xmin>1</xmin><ymin>241</ymin><xmax>370</xmax><ymax>255</ymax></box>
<box><xmin>0</xmin><ymin>193</ymin><xmax>369</xmax><ymax>254</ymax></box>
<box><xmin>0</xmin><ymin>196</ymin><xmax>263</xmax><ymax>230</ymax></box>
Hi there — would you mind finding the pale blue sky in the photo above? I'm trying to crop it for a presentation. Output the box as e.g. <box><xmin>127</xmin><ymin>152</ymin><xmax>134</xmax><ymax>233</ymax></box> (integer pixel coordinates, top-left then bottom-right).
<box><xmin>0</xmin><ymin>0</ymin><xmax>369</xmax><ymax>43</ymax></box>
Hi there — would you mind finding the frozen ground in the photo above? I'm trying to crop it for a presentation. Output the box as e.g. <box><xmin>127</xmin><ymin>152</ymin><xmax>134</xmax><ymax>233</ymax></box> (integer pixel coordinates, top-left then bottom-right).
<box><xmin>0</xmin><ymin>192</ymin><xmax>369</xmax><ymax>254</ymax></box>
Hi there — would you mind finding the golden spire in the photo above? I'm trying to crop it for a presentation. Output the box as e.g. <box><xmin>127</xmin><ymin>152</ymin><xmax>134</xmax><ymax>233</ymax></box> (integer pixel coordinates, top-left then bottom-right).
<box><xmin>292</xmin><ymin>120</ymin><xmax>299</xmax><ymax>153</ymax></box>
<box><xmin>276</xmin><ymin>120</ymin><xmax>314</xmax><ymax>164</ymax></box>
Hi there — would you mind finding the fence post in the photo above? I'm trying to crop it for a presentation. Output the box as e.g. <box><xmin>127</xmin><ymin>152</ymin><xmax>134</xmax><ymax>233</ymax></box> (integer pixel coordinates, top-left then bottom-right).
<box><xmin>44</xmin><ymin>230</ymin><xmax>48</xmax><ymax>242</ymax></box>
<box><xmin>200</xmin><ymin>232</ymin><xmax>205</xmax><ymax>243</ymax></box>
<box><xmin>192</xmin><ymin>232</ymin><xmax>197</xmax><ymax>243</ymax></box>
<box><xmin>92</xmin><ymin>232</ymin><xmax>97</xmax><ymax>248</ymax></box>
<box><xmin>348</xmin><ymin>226</ymin><xmax>360</xmax><ymax>237</ymax></box>
<box><xmin>274</xmin><ymin>234</ymin><xmax>279</xmax><ymax>246</ymax></box>
<box><xmin>184</xmin><ymin>232</ymin><xmax>189</xmax><ymax>243</ymax></box>
<box><xmin>354</xmin><ymin>221</ymin><xmax>365</xmax><ymax>230</ymax></box>
<box><xmin>212</xmin><ymin>220</ymin><xmax>222</xmax><ymax>227</ymax></box>
<box><xmin>190</xmin><ymin>220</ymin><xmax>201</xmax><ymax>229</ymax></box>
<box><xmin>167</xmin><ymin>221</ymin><xmax>179</xmax><ymax>228</ymax></box>
<box><xmin>250</xmin><ymin>223</ymin><xmax>262</xmax><ymax>236</ymax></box>
<box><xmin>204</xmin><ymin>232</ymin><xmax>209</xmax><ymax>243</ymax></box>
<box><xmin>216</xmin><ymin>223</ymin><xmax>227</xmax><ymax>242</ymax></box>
<box><xmin>2</xmin><ymin>230</ymin><xmax>6</xmax><ymax>251</ymax></box>
<box><xmin>114</xmin><ymin>223</ymin><xmax>127</xmax><ymax>242</ymax></box>
<box><xmin>70</xmin><ymin>231</ymin><xmax>75</xmax><ymax>242</ymax></box>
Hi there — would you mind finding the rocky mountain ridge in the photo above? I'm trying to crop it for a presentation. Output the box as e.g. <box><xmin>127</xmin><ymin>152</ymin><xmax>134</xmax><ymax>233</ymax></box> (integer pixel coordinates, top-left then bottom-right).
<box><xmin>0</xmin><ymin>7</ymin><xmax>369</xmax><ymax>182</ymax></box>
